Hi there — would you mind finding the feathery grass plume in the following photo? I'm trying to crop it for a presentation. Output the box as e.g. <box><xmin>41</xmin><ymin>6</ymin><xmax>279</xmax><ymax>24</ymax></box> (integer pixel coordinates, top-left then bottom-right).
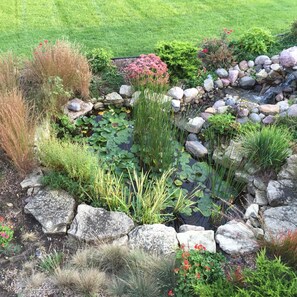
<box><xmin>23</xmin><ymin>39</ymin><xmax>91</xmax><ymax>113</ymax></box>
<box><xmin>0</xmin><ymin>52</ymin><xmax>19</xmax><ymax>93</ymax></box>
<box><xmin>0</xmin><ymin>89</ymin><xmax>36</xmax><ymax>175</ymax></box>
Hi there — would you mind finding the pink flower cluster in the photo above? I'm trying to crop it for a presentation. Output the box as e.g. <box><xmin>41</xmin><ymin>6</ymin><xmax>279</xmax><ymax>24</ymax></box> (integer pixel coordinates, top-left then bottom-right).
<box><xmin>0</xmin><ymin>232</ymin><xmax>9</xmax><ymax>239</ymax></box>
<box><xmin>124</xmin><ymin>54</ymin><xmax>169</xmax><ymax>88</ymax></box>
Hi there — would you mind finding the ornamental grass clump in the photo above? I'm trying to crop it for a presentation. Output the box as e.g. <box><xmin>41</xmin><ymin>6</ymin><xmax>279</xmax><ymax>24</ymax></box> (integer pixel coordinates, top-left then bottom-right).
<box><xmin>0</xmin><ymin>90</ymin><xmax>36</xmax><ymax>175</ymax></box>
<box><xmin>124</xmin><ymin>54</ymin><xmax>169</xmax><ymax>91</ymax></box>
<box><xmin>0</xmin><ymin>52</ymin><xmax>19</xmax><ymax>94</ymax></box>
<box><xmin>239</xmin><ymin>125</ymin><xmax>292</xmax><ymax>172</ymax></box>
<box><xmin>24</xmin><ymin>40</ymin><xmax>91</xmax><ymax>112</ymax></box>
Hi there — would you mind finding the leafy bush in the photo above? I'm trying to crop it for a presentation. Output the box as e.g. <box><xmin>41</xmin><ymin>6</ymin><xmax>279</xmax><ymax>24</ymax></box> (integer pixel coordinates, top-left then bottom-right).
<box><xmin>239</xmin><ymin>125</ymin><xmax>292</xmax><ymax>171</ymax></box>
<box><xmin>124</xmin><ymin>54</ymin><xmax>169</xmax><ymax>91</ymax></box>
<box><xmin>291</xmin><ymin>20</ymin><xmax>297</xmax><ymax>38</ymax></box>
<box><xmin>155</xmin><ymin>41</ymin><xmax>201</xmax><ymax>85</ymax></box>
<box><xmin>0</xmin><ymin>52</ymin><xmax>19</xmax><ymax>94</ymax></box>
<box><xmin>173</xmin><ymin>244</ymin><xmax>225</xmax><ymax>296</ymax></box>
<box><xmin>235</xmin><ymin>27</ymin><xmax>275</xmax><ymax>58</ymax></box>
<box><xmin>0</xmin><ymin>90</ymin><xmax>36</xmax><ymax>175</ymax></box>
<box><xmin>276</xmin><ymin>115</ymin><xmax>297</xmax><ymax>140</ymax></box>
<box><xmin>199</xmin><ymin>29</ymin><xmax>236</xmax><ymax>70</ymax></box>
<box><xmin>86</xmin><ymin>47</ymin><xmax>113</xmax><ymax>73</ymax></box>
<box><xmin>24</xmin><ymin>40</ymin><xmax>91</xmax><ymax>112</ymax></box>
<box><xmin>133</xmin><ymin>91</ymin><xmax>175</xmax><ymax>172</ymax></box>
<box><xmin>262</xmin><ymin>229</ymin><xmax>297</xmax><ymax>271</ymax></box>
<box><xmin>235</xmin><ymin>249</ymin><xmax>297</xmax><ymax>297</ymax></box>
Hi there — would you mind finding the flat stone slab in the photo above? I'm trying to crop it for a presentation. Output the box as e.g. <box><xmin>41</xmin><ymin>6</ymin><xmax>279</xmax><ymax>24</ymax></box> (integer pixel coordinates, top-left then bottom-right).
<box><xmin>177</xmin><ymin>230</ymin><xmax>216</xmax><ymax>252</ymax></box>
<box><xmin>64</xmin><ymin>98</ymin><xmax>93</xmax><ymax>121</ymax></box>
<box><xmin>128</xmin><ymin>224</ymin><xmax>178</xmax><ymax>255</ymax></box>
<box><xmin>24</xmin><ymin>190</ymin><xmax>76</xmax><ymax>234</ymax></box>
<box><xmin>263</xmin><ymin>206</ymin><xmax>297</xmax><ymax>240</ymax></box>
<box><xmin>68</xmin><ymin>204</ymin><xmax>134</xmax><ymax>242</ymax></box>
<box><xmin>215</xmin><ymin>220</ymin><xmax>259</xmax><ymax>255</ymax></box>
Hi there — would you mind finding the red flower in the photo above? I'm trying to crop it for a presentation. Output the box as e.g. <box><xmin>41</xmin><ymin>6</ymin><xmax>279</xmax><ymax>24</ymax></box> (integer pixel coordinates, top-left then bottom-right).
<box><xmin>168</xmin><ymin>289</ymin><xmax>174</xmax><ymax>296</ymax></box>
<box><xmin>194</xmin><ymin>244</ymin><xmax>206</xmax><ymax>250</ymax></box>
<box><xmin>196</xmin><ymin>273</ymin><xmax>201</xmax><ymax>279</ymax></box>
<box><xmin>202</xmin><ymin>48</ymin><xmax>208</xmax><ymax>53</ymax></box>
<box><xmin>44</xmin><ymin>40</ymin><xmax>48</xmax><ymax>44</ymax></box>
<box><xmin>205</xmin><ymin>266</ymin><xmax>211</xmax><ymax>271</ymax></box>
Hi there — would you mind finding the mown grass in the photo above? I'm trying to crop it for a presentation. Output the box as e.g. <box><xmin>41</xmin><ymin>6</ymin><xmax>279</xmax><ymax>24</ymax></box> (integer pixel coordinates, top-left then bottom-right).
<box><xmin>0</xmin><ymin>0</ymin><xmax>297</xmax><ymax>57</ymax></box>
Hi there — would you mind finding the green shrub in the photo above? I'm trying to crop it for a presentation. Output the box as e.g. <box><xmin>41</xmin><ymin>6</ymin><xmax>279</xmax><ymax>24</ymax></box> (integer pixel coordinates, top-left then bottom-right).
<box><xmin>155</xmin><ymin>41</ymin><xmax>201</xmax><ymax>85</ymax></box>
<box><xmin>0</xmin><ymin>222</ymin><xmax>14</xmax><ymax>248</ymax></box>
<box><xmin>235</xmin><ymin>27</ymin><xmax>275</xmax><ymax>58</ymax></box>
<box><xmin>291</xmin><ymin>20</ymin><xmax>297</xmax><ymax>38</ymax></box>
<box><xmin>276</xmin><ymin>115</ymin><xmax>297</xmax><ymax>140</ymax></box>
<box><xmin>235</xmin><ymin>249</ymin><xmax>297</xmax><ymax>297</ymax></box>
<box><xmin>239</xmin><ymin>125</ymin><xmax>292</xmax><ymax>171</ymax></box>
<box><xmin>133</xmin><ymin>91</ymin><xmax>175</xmax><ymax>172</ymax></box>
<box><xmin>86</xmin><ymin>47</ymin><xmax>114</xmax><ymax>73</ymax></box>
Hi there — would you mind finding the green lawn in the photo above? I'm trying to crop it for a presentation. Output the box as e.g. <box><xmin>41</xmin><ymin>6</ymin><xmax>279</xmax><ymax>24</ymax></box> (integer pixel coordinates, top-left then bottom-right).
<box><xmin>0</xmin><ymin>0</ymin><xmax>296</xmax><ymax>57</ymax></box>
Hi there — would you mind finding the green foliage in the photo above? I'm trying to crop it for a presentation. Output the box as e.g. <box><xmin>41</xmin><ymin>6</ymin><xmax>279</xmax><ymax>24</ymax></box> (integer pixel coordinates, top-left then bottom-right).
<box><xmin>235</xmin><ymin>249</ymin><xmax>297</xmax><ymax>297</ymax></box>
<box><xmin>128</xmin><ymin>169</ymin><xmax>194</xmax><ymax>225</ymax></box>
<box><xmin>291</xmin><ymin>19</ymin><xmax>297</xmax><ymax>37</ymax></box>
<box><xmin>275</xmin><ymin>115</ymin><xmax>297</xmax><ymax>141</ymax></box>
<box><xmin>155</xmin><ymin>40</ymin><xmax>201</xmax><ymax>86</ymax></box>
<box><xmin>0</xmin><ymin>222</ymin><xmax>14</xmax><ymax>248</ymax></box>
<box><xmin>173</xmin><ymin>244</ymin><xmax>225</xmax><ymax>296</ymax></box>
<box><xmin>86</xmin><ymin>47</ymin><xmax>113</xmax><ymax>73</ymax></box>
<box><xmin>133</xmin><ymin>91</ymin><xmax>176</xmax><ymax>172</ymax></box>
<box><xmin>38</xmin><ymin>250</ymin><xmax>64</xmax><ymax>273</ymax></box>
<box><xmin>235</xmin><ymin>27</ymin><xmax>275</xmax><ymax>58</ymax></box>
<box><xmin>239</xmin><ymin>125</ymin><xmax>292</xmax><ymax>171</ymax></box>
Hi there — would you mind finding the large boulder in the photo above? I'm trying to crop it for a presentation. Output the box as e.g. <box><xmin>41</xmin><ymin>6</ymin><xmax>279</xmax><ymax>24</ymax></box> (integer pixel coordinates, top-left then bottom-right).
<box><xmin>167</xmin><ymin>87</ymin><xmax>183</xmax><ymax>100</ymax></box>
<box><xmin>183</xmin><ymin>88</ymin><xmax>199</xmax><ymax>103</ymax></box>
<box><xmin>128</xmin><ymin>224</ymin><xmax>178</xmax><ymax>255</ymax></box>
<box><xmin>279</xmin><ymin>47</ymin><xmax>297</xmax><ymax>68</ymax></box>
<box><xmin>185</xmin><ymin>141</ymin><xmax>208</xmax><ymax>158</ymax></box>
<box><xmin>104</xmin><ymin>92</ymin><xmax>124</xmax><ymax>105</ymax></box>
<box><xmin>68</xmin><ymin>205</ymin><xmax>134</xmax><ymax>242</ymax></box>
<box><xmin>215</xmin><ymin>220</ymin><xmax>259</xmax><ymax>255</ymax></box>
<box><xmin>185</xmin><ymin>117</ymin><xmax>205</xmax><ymax>134</ymax></box>
<box><xmin>266</xmin><ymin>180</ymin><xmax>297</xmax><ymax>206</ymax></box>
<box><xmin>24</xmin><ymin>190</ymin><xmax>76</xmax><ymax>234</ymax></box>
<box><xmin>263</xmin><ymin>206</ymin><xmax>297</xmax><ymax>240</ymax></box>
<box><xmin>119</xmin><ymin>85</ymin><xmax>134</xmax><ymax>97</ymax></box>
<box><xmin>177</xmin><ymin>230</ymin><xmax>216</xmax><ymax>252</ymax></box>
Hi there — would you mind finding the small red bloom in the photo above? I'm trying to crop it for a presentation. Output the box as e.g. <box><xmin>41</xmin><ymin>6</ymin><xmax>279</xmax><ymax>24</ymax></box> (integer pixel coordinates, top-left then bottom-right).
<box><xmin>205</xmin><ymin>266</ymin><xmax>211</xmax><ymax>271</ymax></box>
<box><xmin>202</xmin><ymin>48</ymin><xmax>208</xmax><ymax>53</ymax></box>
<box><xmin>196</xmin><ymin>273</ymin><xmax>201</xmax><ymax>279</ymax></box>
<box><xmin>168</xmin><ymin>289</ymin><xmax>174</xmax><ymax>296</ymax></box>
<box><xmin>44</xmin><ymin>40</ymin><xmax>48</xmax><ymax>43</ymax></box>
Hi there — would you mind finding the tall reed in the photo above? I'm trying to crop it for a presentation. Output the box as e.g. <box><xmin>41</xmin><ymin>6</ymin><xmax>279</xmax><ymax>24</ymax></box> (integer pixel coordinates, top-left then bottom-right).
<box><xmin>0</xmin><ymin>52</ymin><xmax>19</xmax><ymax>93</ymax></box>
<box><xmin>0</xmin><ymin>90</ymin><xmax>36</xmax><ymax>175</ymax></box>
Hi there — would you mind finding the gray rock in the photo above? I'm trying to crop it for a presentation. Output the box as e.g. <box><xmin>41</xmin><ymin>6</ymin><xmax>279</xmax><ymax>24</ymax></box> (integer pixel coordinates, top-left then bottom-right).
<box><xmin>256</xmin><ymin>69</ymin><xmax>268</xmax><ymax>80</ymax></box>
<box><xmin>228</xmin><ymin>69</ymin><xmax>239</xmax><ymax>84</ymax></box>
<box><xmin>200</xmin><ymin>112</ymin><xmax>213</xmax><ymax>121</ymax></box>
<box><xmin>68</xmin><ymin>205</ymin><xmax>134</xmax><ymax>242</ymax></box>
<box><xmin>248</xmin><ymin>60</ymin><xmax>255</xmax><ymax>68</ymax></box>
<box><xmin>217</xmin><ymin>106</ymin><xmax>229</xmax><ymax>114</ymax></box>
<box><xmin>221</xmin><ymin>78</ymin><xmax>231</xmax><ymax>87</ymax></box>
<box><xmin>239</xmin><ymin>60</ymin><xmax>248</xmax><ymax>71</ymax></box>
<box><xmin>68</xmin><ymin>101</ymin><xmax>81</xmax><ymax>112</ymax></box>
<box><xmin>185</xmin><ymin>117</ymin><xmax>205</xmax><ymax>133</ymax></box>
<box><xmin>236</xmin><ymin>117</ymin><xmax>249</xmax><ymax>124</ymax></box>
<box><xmin>254</xmin><ymin>178</ymin><xmax>267</xmax><ymax>191</ymax></box>
<box><xmin>276</xmin><ymin>100</ymin><xmax>289</xmax><ymax>112</ymax></box>
<box><xmin>263</xmin><ymin>206</ymin><xmax>297</xmax><ymax>240</ymax></box>
<box><xmin>239</xmin><ymin>76</ymin><xmax>256</xmax><ymax>89</ymax></box>
<box><xmin>168</xmin><ymin>87</ymin><xmax>184</xmax><ymax>100</ymax></box>
<box><xmin>215</xmin><ymin>68</ymin><xmax>229</xmax><ymax>78</ymax></box>
<box><xmin>249</xmin><ymin>113</ymin><xmax>261</xmax><ymax>123</ymax></box>
<box><xmin>185</xmin><ymin>141</ymin><xmax>208</xmax><ymax>158</ymax></box>
<box><xmin>258</xmin><ymin>104</ymin><xmax>280</xmax><ymax>115</ymax></box>
<box><xmin>215</xmin><ymin>220</ymin><xmax>259</xmax><ymax>255</ymax></box>
<box><xmin>94</xmin><ymin>102</ymin><xmax>104</xmax><ymax>110</ymax></box>
<box><xmin>270</xmin><ymin>63</ymin><xmax>281</xmax><ymax>71</ymax></box>
<box><xmin>255</xmin><ymin>190</ymin><xmax>268</xmax><ymax>206</ymax></box>
<box><xmin>177</xmin><ymin>230</ymin><xmax>216</xmax><ymax>252</ymax></box>
<box><xmin>20</xmin><ymin>168</ymin><xmax>43</xmax><ymax>189</ymax></box>
<box><xmin>119</xmin><ymin>85</ymin><xmax>133</xmax><ymax>97</ymax></box>
<box><xmin>171</xmin><ymin>99</ymin><xmax>181</xmax><ymax>112</ymax></box>
<box><xmin>262</xmin><ymin>115</ymin><xmax>276</xmax><ymax>124</ymax></box>
<box><xmin>213</xmin><ymin>100</ymin><xmax>225</xmax><ymax>109</ymax></box>
<box><xmin>204</xmin><ymin>78</ymin><xmax>214</xmax><ymax>92</ymax></box>
<box><xmin>279</xmin><ymin>46</ymin><xmax>297</xmax><ymax>67</ymax></box>
<box><xmin>237</xmin><ymin>108</ymin><xmax>249</xmax><ymax>117</ymax></box>
<box><xmin>64</xmin><ymin>99</ymin><xmax>93</xmax><ymax>121</ymax></box>
<box><xmin>278</xmin><ymin>154</ymin><xmax>297</xmax><ymax>180</ymax></box>
<box><xmin>271</xmin><ymin>55</ymin><xmax>280</xmax><ymax>64</ymax></box>
<box><xmin>266</xmin><ymin>180</ymin><xmax>297</xmax><ymax>206</ymax></box>
<box><xmin>287</xmin><ymin>104</ymin><xmax>297</xmax><ymax>117</ymax></box>
<box><xmin>24</xmin><ymin>190</ymin><xmax>76</xmax><ymax>234</ymax></box>
<box><xmin>225</xmin><ymin>97</ymin><xmax>237</xmax><ymax>106</ymax></box>
<box><xmin>105</xmin><ymin>92</ymin><xmax>124</xmax><ymax>105</ymax></box>
<box><xmin>179</xmin><ymin>224</ymin><xmax>205</xmax><ymax>233</ymax></box>
<box><xmin>214</xmin><ymin>79</ymin><xmax>224</xmax><ymax>89</ymax></box>
<box><xmin>255</xmin><ymin>55</ymin><xmax>270</xmax><ymax>65</ymax></box>
<box><xmin>275</xmin><ymin>93</ymin><xmax>284</xmax><ymax>102</ymax></box>
<box><xmin>183</xmin><ymin>88</ymin><xmax>198</xmax><ymax>103</ymax></box>
<box><xmin>128</xmin><ymin>224</ymin><xmax>178</xmax><ymax>255</ymax></box>
<box><xmin>187</xmin><ymin>133</ymin><xmax>198</xmax><ymax>142</ymax></box>
<box><xmin>244</xmin><ymin>204</ymin><xmax>259</xmax><ymax>220</ymax></box>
